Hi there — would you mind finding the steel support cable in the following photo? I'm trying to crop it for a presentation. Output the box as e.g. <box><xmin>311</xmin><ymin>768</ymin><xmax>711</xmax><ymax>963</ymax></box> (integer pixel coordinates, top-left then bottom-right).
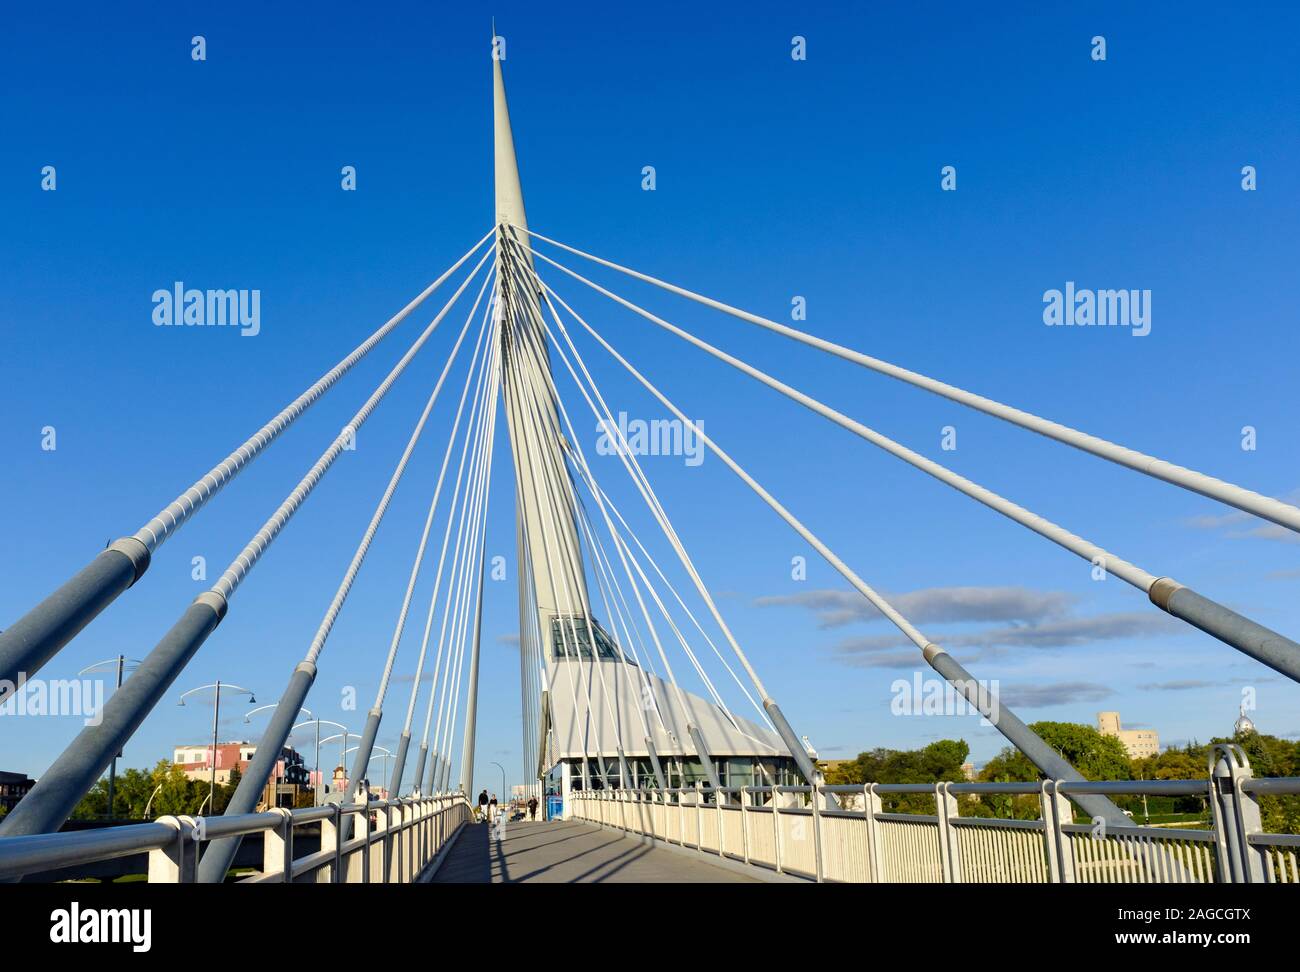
<box><xmin>532</xmin><ymin>320</ymin><xmax>777</xmax><ymax>753</ymax></box>
<box><xmin>571</xmin><ymin>486</ymin><xmax>777</xmax><ymax>756</ymax></box>
<box><xmin>410</xmin><ymin>323</ymin><xmax>497</xmax><ymax>796</ymax></box>
<box><xmin>498</xmin><ymin>252</ymin><xmax>609</xmax><ymax>768</ymax></box>
<box><xmin>570</xmin><ymin>496</ymin><xmax>657</xmax><ymax>744</ymax></box>
<box><xmin>213</xmin><ymin>244</ymin><xmax>494</xmax><ymax>604</ymax></box>
<box><xmin>517</xmin><ymin>503</ymin><xmax>548</xmax><ymax>779</ymax></box>
<box><xmin>437</xmin><ymin>361</ymin><xmax>499</xmax><ymax>788</ymax></box>
<box><xmin>499</xmin><ymin>268</ymin><xmax>633</xmax><ymax>750</ymax></box>
<box><xmin>371</xmin><ymin>275</ymin><xmax>496</xmax><ymax>710</ymax></box>
<box><xmin>520</xmin><ymin>261</ymin><xmax>1128</xmax><ymax>819</ymax></box>
<box><xmin>504</xmin><ymin>257</ymin><xmax>752</xmax><ymax>777</ymax></box>
<box><xmin>499</xmin><ymin>261</ymin><xmax>691</xmax><ymax>750</ymax></box>
<box><xmin>505</xmin><ymin>252</ymin><xmax>734</xmax><ymax>719</ymax></box>
<box><xmin>567</xmin><ymin>487</ymin><xmax>670</xmax><ymax>739</ymax></box>
<box><xmin>518</xmin><ymin>522</ymin><xmax>549</xmax><ymax>775</ymax></box>
<box><xmin>572</xmin><ymin>455</ymin><xmax>773</xmax><ymax>733</ymax></box>
<box><xmin>509</xmin><ymin>242</ymin><xmax>787</xmax><ymax>722</ymax></box>
<box><xmin>0</xmin><ymin>229</ymin><xmax>496</xmax><ymax>694</ymax></box>
<box><xmin>570</xmin><ymin>484</ymin><xmax>668</xmax><ymax>728</ymax></box>
<box><xmin>432</xmin><ymin>357</ymin><xmax>498</xmax><ymax>792</ymax></box>
<box><xmin>497</xmin><ymin>289</ymin><xmax>609</xmax><ymax>781</ymax></box>
<box><xmin>410</xmin><ymin>302</ymin><xmax>498</xmax><ymax>765</ymax></box>
<box><xmin>195</xmin><ymin>262</ymin><xmax>496</xmax><ymax>881</ymax></box>
<box><xmin>323</xmin><ymin>269</ymin><xmax>496</xmax><ymax>829</ymax></box>
<box><xmin>423</xmin><ymin>322</ymin><xmax>502</xmax><ymax>788</ymax></box>
<box><xmin>529</xmin><ymin>246</ymin><xmax>1300</xmax><ymax>687</ymax></box>
<box><xmin>385</xmin><ymin>282</ymin><xmax>497</xmax><ymax>796</ymax></box>
<box><xmin>523</xmin><ymin>228</ymin><xmax>1300</xmax><ymax>537</ymax></box>
<box><xmin>530</xmin><ymin>246</ymin><xmax>1158</xmax><ymax>588</ymax></box>
<box><xmin>502</xmin><ymin>288</ymin><xmax>638</xmax><ymax>765</ymax></box>
<box><xmin>0</xmin><ymin>246</ymin><xmax>496</xmax><ymax>843</ymax></box>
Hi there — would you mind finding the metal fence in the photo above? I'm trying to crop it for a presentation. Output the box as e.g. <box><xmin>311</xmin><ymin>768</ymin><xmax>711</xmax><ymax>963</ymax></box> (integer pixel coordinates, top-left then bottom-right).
<box><xmin>0</xmin><ymin>789</ymin><xmax>470</xmax><ymax>883</ymax></box>
<box><xmin>571</xmin><ymin>745</ymin><xmax>1300</xmax><ymax>884</ymax></box>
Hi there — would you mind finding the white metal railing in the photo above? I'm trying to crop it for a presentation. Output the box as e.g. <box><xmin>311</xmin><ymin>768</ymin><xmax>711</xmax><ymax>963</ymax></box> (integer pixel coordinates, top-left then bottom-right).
<box><xmin>570</xmin><ymin>747</ymin><xmax>1300</xmax><ymax>885</ymax></box>
<box><xmin>0</xmin><ymin>788</ymin><xmax>471</xmax><ymax>884</ymax></box>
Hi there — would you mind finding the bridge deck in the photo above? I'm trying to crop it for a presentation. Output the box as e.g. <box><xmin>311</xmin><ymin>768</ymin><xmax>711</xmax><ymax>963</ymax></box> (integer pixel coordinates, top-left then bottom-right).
<box><xmin>428</xmin><ymin>819</ymin><xmax>760</xmax><ymax>883</ymax></box>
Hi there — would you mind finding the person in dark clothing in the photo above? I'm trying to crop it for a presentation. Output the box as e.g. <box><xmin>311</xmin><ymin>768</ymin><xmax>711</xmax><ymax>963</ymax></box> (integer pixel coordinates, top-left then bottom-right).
<box><xmin>489</xmin><ymin>793</ymin><xmax>499</xmax><ymax>825</ymax></box>
<box><xmin>527</xmin><ymin>796</ymin><xmax>538</xmax><ymax>821</ymax></box>
<box><xmin>477</xmin><ymin>789</ymin><xmax>489</xmax><ymax>823</ymax></box>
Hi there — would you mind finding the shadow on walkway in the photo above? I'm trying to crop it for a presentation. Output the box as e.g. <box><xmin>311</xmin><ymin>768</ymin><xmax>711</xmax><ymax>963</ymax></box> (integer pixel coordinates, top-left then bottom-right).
<box><xmin>428</xmin><ymin>820</ymin><xmax>759</xmax><ymax>883</ymax></box>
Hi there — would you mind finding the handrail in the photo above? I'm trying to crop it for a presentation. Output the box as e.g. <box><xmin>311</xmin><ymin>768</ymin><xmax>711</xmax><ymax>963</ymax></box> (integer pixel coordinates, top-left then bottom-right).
<box><xmin>0</xmin><ymin>791</ymin><xmax>471</xmax><ymax>883</ymax></box>
<box><xmin>571</xmin><ymin>768</ymin><xmax>1300</xmax><ymax>885</ymax></box>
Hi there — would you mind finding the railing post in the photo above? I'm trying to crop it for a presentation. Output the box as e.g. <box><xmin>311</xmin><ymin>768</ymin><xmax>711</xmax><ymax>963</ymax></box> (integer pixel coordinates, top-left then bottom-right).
<box><xmin>811</xmin><ymin>784</ymin><xmax>825</xmax><ymax>883</ymax></box>
<box><xmin>935</xmin><ymin>782</ymin><xmax>961</xmax><ymax>883</ymax></box>
<box><xmin>773</xmin><ymin>787</ymin><xmax>783</xmax><ymax>875</ymax></box>
<box><xmin>346</xmin><ymin>800</ymin><xmax>370</xmax><ymax>884</ymax></box>
<box><xmin>1210</xmin><ymin>744</ymin><xmax>1266</xmax><ymax>883</ymax></box>
<box><xmin>695</xmin><ymin>782</ymin><xmax>704</xmax><ymax>851</ymax></box>
<box><xmin>864</xmin><ymin>783</ymin><xmax>883</xmax><ymax>883</ymax></box>
<box><xmin>717</xmin><ymin>787</ymin><xmax>726</xmax><ymax>858</ymax></box>
<box><xmin>320</xmin><ymin>804</ymin><xmax>341</xmax><ymax>883</ymax></box>
<box><xmin>1040</xmin><ymin>780</ymin><xmax>1076</xmax><ymax>883</ymax></box>
<box><xmin>740</xmin><ymin>786</ymin><xmax>751</xmax><ymax>865</ymax></box>
<box><xmin>262</xmin><ymin>806</ymin><xmax>294</xmax><ymax>883</ymax></box>
<box><xmin>148</xmin><ymin>815</ymin><xmax>198</xmax><ymax>883</ymax></box>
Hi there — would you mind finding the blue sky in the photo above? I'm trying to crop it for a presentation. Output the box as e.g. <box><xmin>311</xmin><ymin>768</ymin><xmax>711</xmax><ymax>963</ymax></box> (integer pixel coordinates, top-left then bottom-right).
<box><xmin>2</xmin><ymin>2</ymin><xmax>1299</xmax><ymax>794</ymax></box>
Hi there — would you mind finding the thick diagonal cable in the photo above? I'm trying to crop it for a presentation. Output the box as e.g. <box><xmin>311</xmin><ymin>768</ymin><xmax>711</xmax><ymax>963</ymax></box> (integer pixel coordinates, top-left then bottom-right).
<box><xmin>322</xmin><ymin>271</ymin><xmax>496</xmax><ymax>829</ymax></box>
<box><xmin>526</xmin><ymin>243</ymin><xmax>1300</xmax><ymax>686</ymax></box>
<box><xmin>570</xmin><ymin>494</ymin><xmax>658</xmax><ymax>745</ymax></box>
<box><xmin>195</xmin><ymin>261</ymin><xmax>495</xmax><ymax>879</ymax></box>
<box><xmin>418</xmin><ymin>310</ymin><xmax>501</xmax><ymax>790</ymax></box>
<box><xmin>497</xmin><ymin>275</ymin><xmax>610</xmax><ymax>782</ymax></box>
<box><xmin>537</xmin><ymin>309</ymin><xmax>778</xmax><ymax>751</ymax></box>
<box><xmin>572</xmin><ymin>457</ymin><xmax>773</xmax><ymax>732</ymax></box>
<box><xmin>430</xmin><ymin>314</ymin><xmax>501</xmax><ymax>786</ymax></box>
<box><xmin>500</xmin><ymin>251</ymin><xmax>689</xmax><ymax>754</ymax></box>
<box><xmin>387</xmin><ymin>279</ymin><xmax>497</xmax><ymax>796</ymax></box>
<box><xmin>435</xmin><ymin>350</ymin><xmax>500</xmax><ymax>790</ymax></box>
<box><xmin>501</xmin><ymin>253</ymin><xmax>720</xmax><ymax>759</ymax></box>
<box><xmin>504</xmin><ymin>252</ymin><xmax>746</xmax><ymax>770</ymax></box>
<box><xmin>0</xmin><ymin>245</ymin><xmax>495</xmax><ymax>843</ymax></box>
<box><xmin>0</xmin><ymin>228</ymin><xmax>495</xmax><ymax>694</ymax></box>
<box><xmin>514</xmin><ymin>250</ymin><xmax>1126</xmax><ymax>814</ymax></box>
<box><xmin>507</xmin><ymin>242</ymin><xmax>786</xmax><ymax>720</ymax></box>
<box><xmin>502</xmin><ymin>284</ymin><xmax>636</xmax><ymax>775</ymax></box>
<box><xmin>524</xmin><ymin>228</ymin><xmax>1300</xmax><ymax>536</ymax></box>
<box><xmin>571</xmin><ymin>486</ymin><xmax>668</xmax><ymax>727</ymax></box>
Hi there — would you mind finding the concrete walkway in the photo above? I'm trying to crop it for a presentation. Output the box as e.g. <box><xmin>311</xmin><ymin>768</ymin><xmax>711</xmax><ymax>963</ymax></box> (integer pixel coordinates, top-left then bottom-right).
<box><xmin>428</xmin><ymin>819</ymin><xmax>760</xmax><ymax>883</ymax></box>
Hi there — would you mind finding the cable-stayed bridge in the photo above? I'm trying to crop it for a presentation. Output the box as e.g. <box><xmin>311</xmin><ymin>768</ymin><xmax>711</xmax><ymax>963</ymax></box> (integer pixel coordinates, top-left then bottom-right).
<box><xmin>1</xmin><ymin>44</ymin><xmax>1299</xmax><ymax>887</ymax></box>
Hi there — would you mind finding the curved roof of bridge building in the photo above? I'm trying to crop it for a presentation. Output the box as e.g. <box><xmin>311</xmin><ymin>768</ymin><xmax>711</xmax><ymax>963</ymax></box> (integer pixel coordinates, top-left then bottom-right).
<box><xmin>544</xmin><ymin>653</ymin><xmax>785</xmax><ymax>762</ymax></box>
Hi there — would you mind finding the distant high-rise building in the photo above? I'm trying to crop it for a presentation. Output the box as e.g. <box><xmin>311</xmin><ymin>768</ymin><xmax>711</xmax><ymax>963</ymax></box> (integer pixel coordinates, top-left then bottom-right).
<box><xmin>1097</xmin><ymin>711</ymin><xmax>1160</xmax><ymax>759</ymax></box>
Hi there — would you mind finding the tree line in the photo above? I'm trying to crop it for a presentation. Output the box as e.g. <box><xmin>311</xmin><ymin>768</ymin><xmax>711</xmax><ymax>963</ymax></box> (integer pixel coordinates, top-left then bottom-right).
<box><xmin>822</xmin><ymin>722</ymin><xmax>1300</xmax><ymax>833</ymax></box>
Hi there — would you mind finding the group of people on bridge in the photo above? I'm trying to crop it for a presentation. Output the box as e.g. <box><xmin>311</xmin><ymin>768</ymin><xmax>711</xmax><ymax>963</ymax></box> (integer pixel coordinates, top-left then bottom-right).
<box><xmin>476</xmin><ymin>788</ymin><xmax>540</xmax><ymax>824</ymax></box>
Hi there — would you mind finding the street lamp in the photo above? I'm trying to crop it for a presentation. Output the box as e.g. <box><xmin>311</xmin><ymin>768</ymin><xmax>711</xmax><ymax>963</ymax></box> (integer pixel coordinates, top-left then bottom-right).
<box><xmin>345</xmin><ymin>745</ymin><xmax>394</xmax><ymax>797</ymax></box>
<box><xmin>490</xmin><ymin>760</ymin><xmax>507</xmax><ymax>805</ymax></box>
<box><xmin>78</xmin><ymin>655</ymin><xmax>141</xmax><ymax>819</ymax></box>
<box><xmin>285</xmin><ymin>717</ymin><xmax>348</xmax><ymax>807</ymax></box>
<box><xmin>319</xmin><ymin>730</ymin><xmax>355</xmax><ymax>798</ymax></box>
<box><xmin>177</xmin><ymin>681</ymin><xmax>255</xmax><ymax>816</ymax></box>
<box><xmin>245</xmin><ymin>704</ymin><xmax>312</xmax><ymax>810</ymax></box>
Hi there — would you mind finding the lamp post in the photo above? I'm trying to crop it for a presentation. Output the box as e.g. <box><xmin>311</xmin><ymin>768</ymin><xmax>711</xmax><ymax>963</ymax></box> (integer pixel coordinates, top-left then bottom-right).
<box><xmin>78</xmin><ymin>655</ymin><xmax>140</xmax><ymax>819</ymax></box>
<box><xmin>246</xmin><ymin>704</ymin><xmax>312</xmax><ymax>810</ymax></box>
<box><xmin>490</xmin><ymin>760</ymin><xmax>507</xmax><ymax>805</ymax></box>
<box><xmin>287</xmin><ymin>718</ymin><xmax>348</xmax><ymax>806</ymax></box>
<box><xmin>319</xmin><ymin>730</ymin><xmax>355</xmax><ymax>798</ymax></box>
<box><xmin>345</xmin><ymin>745</ymin><xmax>394</xmax><ymax>797</ymax></box>
<box><xmin>177</xmin><ymin>681</ymin><xmax>255</xmax><ymax>816</ymax></box>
